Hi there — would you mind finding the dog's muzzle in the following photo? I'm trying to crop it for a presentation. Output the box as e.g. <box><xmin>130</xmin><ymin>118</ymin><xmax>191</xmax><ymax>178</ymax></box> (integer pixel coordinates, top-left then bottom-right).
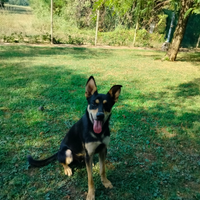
<box><xmin>96</xmin><ymin>112</ymin><xmax>104</xmax><ymax>121</ymax></box>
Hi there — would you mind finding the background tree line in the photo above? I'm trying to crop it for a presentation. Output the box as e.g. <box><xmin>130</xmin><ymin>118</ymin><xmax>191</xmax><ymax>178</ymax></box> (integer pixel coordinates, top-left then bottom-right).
<box><xmin>3</xmin><ymin>0</ymin><xmax>200</xmax><ymax>61</ymax></box>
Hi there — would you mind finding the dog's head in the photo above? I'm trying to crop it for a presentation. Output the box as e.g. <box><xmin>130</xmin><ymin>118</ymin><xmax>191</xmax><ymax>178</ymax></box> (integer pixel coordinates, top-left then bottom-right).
<box><xmin>85</xmin><ymin>76</ymin><xmax>122</xmax><ymax>134</ymax></box>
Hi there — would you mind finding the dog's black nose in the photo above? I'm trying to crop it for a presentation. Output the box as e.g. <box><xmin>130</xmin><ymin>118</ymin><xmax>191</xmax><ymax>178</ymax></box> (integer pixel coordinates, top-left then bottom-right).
<box><xmin>96</xmin><ymin>112</ymin><xmax>104</xmax><ymax>120</ymax></box>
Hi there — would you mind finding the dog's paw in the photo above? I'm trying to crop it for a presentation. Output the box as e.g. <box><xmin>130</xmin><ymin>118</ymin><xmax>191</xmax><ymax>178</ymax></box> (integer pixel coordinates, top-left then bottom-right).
<box><xmin>64</xmin><ymin>167</ymin><xmax>72</xmax><ymax>176</ymax></box>
<box><xmin>86</xmin><ymin>192</ymin><xmax>95</xmax><ymax>200</ymax></box>
<box><xmin>101</xmin><ymin>178</ymin><xmax>113</xmax><ymax>189</ymax></box>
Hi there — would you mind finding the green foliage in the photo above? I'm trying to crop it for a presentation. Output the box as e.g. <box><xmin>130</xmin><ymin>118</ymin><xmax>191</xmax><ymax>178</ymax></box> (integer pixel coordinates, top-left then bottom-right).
<box><xmin>98</xmin><ymin>28</ymin><xmax>151</xmax><ymax>47</ymax></box>
<box><xmin>136</xmin><ymin>29</ymin><xmax>150</xmax><ymax>46</ymax></box>
<box><xmin>156</xmin><ymin>13</ymin><xmax>168</xmax><ymax>34</ymax></box>
<box><xmin>29</xmin><ymin>0</ymin><xmax>158</xmax><ymax>32</ymax></box>
<box><xmin>100</xmin><ymin>29</ymin><xmax>134</xmax><ymax>46</ymax></box>
<box><xmin>2</xmin><ymin>32</ymin><xmax>50</xmax><ymax>43</ymax></box>
<box><xmin>66</xmin><ymin>35</ymin><xmax>84</xmax><ymax>45</ymax></box>
<box><xmin>184</xmin><ymin>0</ymin><xmax>200</xmax><ymax>16</ymax></box>
<box><xmin>29</xmin><ymin>0</ymin><xmax>49</xmax><ymax>18</ymax></box>
<box><xmin>53</xmin><ymin>0</ymin><xmax>66</xmax><ymax>15</ymax></box>
<box><xmin>2</xmin><ymin>32</ymin><xmax>86</xmax><ymax>45</ymax></box>
<box><xmin>94</xmin><ymin>0</ymin><xmax>156</xmax><ymax>29</ymax></box>
<box><xmin>184</xmin><ymin>7</ymin><xmax>194</xmax><ymax>18</ymax></box>
<box><xmin>30</xmin><ymin>0</ymin><xmax>95</xmax><ymax>29</ymax></box>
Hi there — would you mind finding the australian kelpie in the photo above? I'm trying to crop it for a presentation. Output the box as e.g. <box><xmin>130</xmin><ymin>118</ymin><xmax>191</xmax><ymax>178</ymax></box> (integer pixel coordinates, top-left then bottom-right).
<box><xmin>28</xmin><ymin>76</ymin><xmax>122</xmax><ymax>200</ymax></box>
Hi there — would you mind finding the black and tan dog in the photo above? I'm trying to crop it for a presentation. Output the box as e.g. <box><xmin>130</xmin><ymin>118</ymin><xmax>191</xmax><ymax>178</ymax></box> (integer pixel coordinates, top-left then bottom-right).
<box><xmin>28</xmin><ymin>76</ymin><xmax>122</xmax><ymax>200</ymax></box>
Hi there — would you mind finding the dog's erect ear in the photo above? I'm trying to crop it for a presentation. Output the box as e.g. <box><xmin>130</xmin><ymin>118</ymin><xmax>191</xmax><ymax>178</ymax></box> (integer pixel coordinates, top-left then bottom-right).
<box><xmin>108</xmin><ymin>85</ymin><xmax>122</xmax><ymax>102</ymax></box>
<box><xmin>85</xmin><ymin>76</ymin><xmax>97</xmax><ymax>98</ymax></box>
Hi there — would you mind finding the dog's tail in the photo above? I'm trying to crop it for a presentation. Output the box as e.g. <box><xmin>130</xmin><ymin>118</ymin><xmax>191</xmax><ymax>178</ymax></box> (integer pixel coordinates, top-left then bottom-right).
<box><xmin>27</xmin><ymin>153</ymin><xmax>58</xmax><ymax>167</ymax></box>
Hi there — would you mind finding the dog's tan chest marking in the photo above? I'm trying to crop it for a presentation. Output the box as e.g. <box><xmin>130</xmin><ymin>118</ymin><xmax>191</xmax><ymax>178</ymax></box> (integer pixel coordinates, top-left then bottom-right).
<box><xmin>85</xmin><ymin>142</ymin><xmax>101</xmax><ymax>156</ymax></box>
<box><xmin>85</xmin><ymin>136</ymin><xmax>110</xmax><ymax>156</ymax></box>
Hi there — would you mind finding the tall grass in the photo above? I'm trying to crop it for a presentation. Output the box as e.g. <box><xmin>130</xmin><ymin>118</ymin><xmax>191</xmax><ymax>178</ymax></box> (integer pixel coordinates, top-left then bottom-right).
<box><xmin>0</xmin><ymin>6</ymin><xmax>36</xmax><ymax>36</ymax></box>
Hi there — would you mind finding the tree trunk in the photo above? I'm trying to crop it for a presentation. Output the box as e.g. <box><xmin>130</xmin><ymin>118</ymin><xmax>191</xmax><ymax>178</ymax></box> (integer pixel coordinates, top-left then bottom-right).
<box><xmin>167</xmin><ymin>0</ymin><xmax>193</xmax><ymax>61</ymax></box>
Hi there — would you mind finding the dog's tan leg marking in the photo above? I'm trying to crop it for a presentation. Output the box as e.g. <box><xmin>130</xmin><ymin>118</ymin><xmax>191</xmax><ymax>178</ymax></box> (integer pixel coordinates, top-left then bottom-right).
<box><xmin>62</xmin><ymin>149</ymin><xmax>73</xmax><ymax>176</ymax></box>
<box><xmin>86</xmin><ymin>155</ymin><xmax>95</xmax><ymax>200</ymax></box>
<box><xmin>85</xmin><ymin>143</ymin><xmax>101</xmax><ymax>200</ymax></box>
<box><xmin>62</xmin><ymin>163</ymin><xmax>72</xmax><ymax>176</ymax></box>
<box><xmin>99</xmin><ymin>147</ymin><xmax>113</xmax><ymax>189</ymax></box>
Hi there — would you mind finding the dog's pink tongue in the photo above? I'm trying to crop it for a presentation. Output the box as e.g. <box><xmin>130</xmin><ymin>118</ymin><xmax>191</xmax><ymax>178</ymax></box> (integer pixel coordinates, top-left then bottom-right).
<box><xmin>93</xmin><ymin>120</ymin><xmax>102</xmax><ymax>134</ymax></box>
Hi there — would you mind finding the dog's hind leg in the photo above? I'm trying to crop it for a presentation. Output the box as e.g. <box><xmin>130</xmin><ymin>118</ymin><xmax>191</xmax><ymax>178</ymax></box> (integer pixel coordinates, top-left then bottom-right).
<box><xmin>99</xmin><ymin>147</ymin><xmax>113</xmax><ymax>189</ymax></box>
<box><xmin>58</xmin><ymin>149</ymin><xmax>73</xmax><ymax>176</ymax></box>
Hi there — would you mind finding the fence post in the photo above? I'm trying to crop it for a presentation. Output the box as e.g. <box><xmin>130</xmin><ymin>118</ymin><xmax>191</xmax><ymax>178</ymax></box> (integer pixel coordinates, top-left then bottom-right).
<box><xmin>51</xmin><ymin>0</ymin><xmax>53</xmax><ymax>45</ymax></box>
<box><xmin>95</xmin><ymin>10</ymin><xmax>99</xmax><ymax>46</ymax></box>
<box><xmin>133</xmin><ymin>20</ymin><xmax>138</xmax><ymax>47</ymax></box>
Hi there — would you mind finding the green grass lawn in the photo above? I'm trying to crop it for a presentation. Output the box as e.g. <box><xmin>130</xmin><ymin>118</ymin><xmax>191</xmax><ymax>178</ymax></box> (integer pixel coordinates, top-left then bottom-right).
<box><xmin>0</xmin><ymin>45</ymin><xmax>200</xmax><ymax>200</ymax></box>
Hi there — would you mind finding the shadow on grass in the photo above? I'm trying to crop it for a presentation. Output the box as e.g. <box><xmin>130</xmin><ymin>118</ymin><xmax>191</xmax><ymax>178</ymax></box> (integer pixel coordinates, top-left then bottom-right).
<box><xmin>135</xmin><ymin>51</ymin><xmax>200</xmax><ymax>65</ymax></box>
<box><xmin>177</xmin><ymin>52</ymin><xmax>200</xmax><ymax>63</ymax></box>
<box><xmin>134</xmin><ymin>51</ymin><xmax>164</xmax><ymax>60</ymax></box>
<box><xmin>0</xmin><ymin>46</ymin><xmax>113</xmax><ymax>60</ymax></box>
<box><xmin>174</xmin><ymin>78</ymin><xmax>200</xmax><ymax>98</ymax></box>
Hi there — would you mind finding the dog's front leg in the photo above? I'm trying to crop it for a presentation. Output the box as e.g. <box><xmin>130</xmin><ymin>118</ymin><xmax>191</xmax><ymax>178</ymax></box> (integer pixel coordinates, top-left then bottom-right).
<box><xmin>99</xmin><ymin>147</ymin><xmax>113</xmax><ymax>189</ymax></box>
<box><xmin>85</xmin><ymin>154</ymin><xmax>95</xmax><ymax>200</ymax></box>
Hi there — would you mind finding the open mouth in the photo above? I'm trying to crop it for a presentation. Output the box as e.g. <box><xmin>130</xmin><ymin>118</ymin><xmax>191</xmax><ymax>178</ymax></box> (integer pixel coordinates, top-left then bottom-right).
<box><xmin>91</xmin><ymin>114</ymin><xmax>103</xmax><ymax>134</ymax></box>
